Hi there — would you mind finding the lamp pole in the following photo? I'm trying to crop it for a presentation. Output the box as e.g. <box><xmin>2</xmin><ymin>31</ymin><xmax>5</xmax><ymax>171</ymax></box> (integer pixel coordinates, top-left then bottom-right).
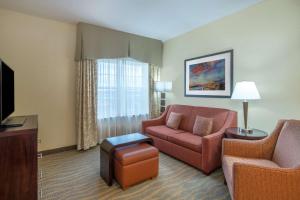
<box><xmin>243</xmin><ymin>100</ymin><xmax>248</xmax><ymax>131</ymax></box>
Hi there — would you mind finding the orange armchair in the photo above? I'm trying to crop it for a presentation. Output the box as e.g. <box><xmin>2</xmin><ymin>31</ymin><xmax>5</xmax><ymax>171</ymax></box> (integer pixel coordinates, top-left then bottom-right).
<box><xmin>222</xmin><ymin>120</ymin><xmax>300</xmax><ymax>200</ymax></box>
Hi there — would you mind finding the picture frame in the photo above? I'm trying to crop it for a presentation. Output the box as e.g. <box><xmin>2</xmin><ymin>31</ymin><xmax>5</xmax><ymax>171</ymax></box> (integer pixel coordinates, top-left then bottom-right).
<box><xmin>184</xmin><ymin>50</ymin><xmax>233</xmax><ymax>98</ymax></box>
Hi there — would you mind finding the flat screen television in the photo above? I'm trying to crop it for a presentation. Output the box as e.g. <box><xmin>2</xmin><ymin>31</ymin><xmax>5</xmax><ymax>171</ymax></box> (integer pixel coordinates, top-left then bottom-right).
<box><xmin>0</xmin><ymin>59</ymin><xmax>15</xmax><ymax>124</ymax></box>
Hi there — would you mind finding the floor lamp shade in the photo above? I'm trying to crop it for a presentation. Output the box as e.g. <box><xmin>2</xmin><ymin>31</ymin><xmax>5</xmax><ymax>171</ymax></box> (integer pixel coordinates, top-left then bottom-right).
<box><xmin>231</xmin><ymin>81</ymin><xmax>261</xmax><ymax>132</ymax></box>
<box><xmin>155</xmin><ymin>81</ymin><xmax>173</xmax><ymax>92</ymax></box>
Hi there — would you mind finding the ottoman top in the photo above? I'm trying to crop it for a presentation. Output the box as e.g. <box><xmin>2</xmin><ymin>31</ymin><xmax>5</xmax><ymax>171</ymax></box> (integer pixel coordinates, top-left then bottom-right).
<box><xmin>115</xmin><ymin>143</ymin><xmax>158</xmax><ymax>166</ymax></box>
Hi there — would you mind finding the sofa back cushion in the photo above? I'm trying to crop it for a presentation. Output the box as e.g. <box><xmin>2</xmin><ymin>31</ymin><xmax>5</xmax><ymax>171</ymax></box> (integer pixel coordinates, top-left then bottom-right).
<box><xmin>190</xmin><ymin>106</ymin><xmax>229</xmax><ymax>133</ymax></box>
<box><xmin>272</xmin><ymin>120</ymin><xmax>300</xmax><ymax>168</ymax></box>
<box><xmin>166</xmin><ymin>104</ymin><xmax>229</xmax><ymax>133</ymax></box>
<box><xmin>166</xmin><ymin>105</ymin><xmax>194</xmax><ymax>131</ymax></box>
<box><xmin>193</xmin><ymin>116</ymin><xmax>213</xmax><ymax>136</ymax></box>
<box><xmin>166</xmin><ymin>112</ymin><xmax>182</xmax><ymax>130</ymax></box>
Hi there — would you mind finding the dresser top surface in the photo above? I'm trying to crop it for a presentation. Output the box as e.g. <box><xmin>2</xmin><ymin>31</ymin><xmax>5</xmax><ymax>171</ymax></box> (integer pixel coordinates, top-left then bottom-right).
<box><xmin>0</xmin><ymin>115</ymin><xmax>38</xmax><ymax>135</ymax></box>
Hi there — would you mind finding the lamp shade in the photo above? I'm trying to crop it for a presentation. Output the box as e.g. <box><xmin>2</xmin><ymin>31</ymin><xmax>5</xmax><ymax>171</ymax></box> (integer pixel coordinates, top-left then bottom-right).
<box><xmin>231</xmin><ymin>81</ymin><xmax>261</xmax><ymax>100</ymax></box>
<box><xmin>155</xmin><ymin>81</ymin><xmax>172</xmax><ymax>92</ymax></box>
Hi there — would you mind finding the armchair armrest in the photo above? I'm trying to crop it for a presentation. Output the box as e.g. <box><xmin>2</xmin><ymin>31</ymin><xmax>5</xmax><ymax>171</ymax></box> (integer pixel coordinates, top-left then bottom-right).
<box><xmin>201</xmin><ymin>111</ymin><xmax>237</xmax><ymax>174</ymax></box>
<box><xmin>222</xmin><ymin>139</ymin><xmax>265</xmax><ymax>159</ymax></box>
<box><xmin>141</xmin><ymin>107</ymin><xmax>169</xmax><ymax>133</ymax></box>
<box><xmin>222</xmin><ymin>119</ymin><xmax>287</xmax><ymax>160</ymax></box>
<box><xmin>234</xmin><ymin>163</ymin><xmax>300</xmax><ymax>200</ymax></box>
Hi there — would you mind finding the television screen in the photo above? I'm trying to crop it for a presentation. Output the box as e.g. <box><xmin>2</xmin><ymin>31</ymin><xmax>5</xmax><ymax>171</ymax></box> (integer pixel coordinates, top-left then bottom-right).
<box><xmin>0</xmin><ymin>60</ymin><xmax>14</xmax><ymax>122</ymax></box>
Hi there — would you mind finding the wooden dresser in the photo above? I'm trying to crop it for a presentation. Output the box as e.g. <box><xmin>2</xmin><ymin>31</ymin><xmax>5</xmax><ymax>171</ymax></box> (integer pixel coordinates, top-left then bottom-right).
<box><xmin>0</xmin><ymin>115</ymin><xmax>38</xmax><ymax>200</ymax></box>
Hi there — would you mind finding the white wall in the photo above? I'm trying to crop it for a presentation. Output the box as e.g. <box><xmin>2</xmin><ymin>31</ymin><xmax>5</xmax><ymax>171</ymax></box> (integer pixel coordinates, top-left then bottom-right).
<box><xmin>0</xmin><ymin>9</ymin><xmax>77</xmax><ymax>151</ymax></box>
<box><xmin>162</xmin><ymin>0</ymin><xmax>300</xmax><ymax>132</ymax></box>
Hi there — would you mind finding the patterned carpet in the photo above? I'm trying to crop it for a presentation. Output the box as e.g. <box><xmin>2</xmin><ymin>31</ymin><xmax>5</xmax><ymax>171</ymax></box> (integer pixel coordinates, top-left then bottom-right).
<box><xmin>38</xmin><ymin>146</ymin><xmax>230</xmax><ymax>200</ymax></box>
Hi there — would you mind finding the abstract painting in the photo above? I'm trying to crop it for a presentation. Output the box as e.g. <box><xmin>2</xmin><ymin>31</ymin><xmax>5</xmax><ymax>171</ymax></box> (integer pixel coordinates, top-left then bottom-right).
<box><xmin>184</xmin><ymin>50</ymin><xmax>233</xmax><ymax>97</ymax></box>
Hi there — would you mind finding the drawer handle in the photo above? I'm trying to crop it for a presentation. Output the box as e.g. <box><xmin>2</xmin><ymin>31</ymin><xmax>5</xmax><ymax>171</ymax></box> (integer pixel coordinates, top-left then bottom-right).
<box><xmin>38</xmin><ymin>153</ymin><xmax>43</xmax><ymax>159</ymax></box>
<box><xmin>38</xmin><ymin>138</ymin><xmax>42</xmax><ymax>144</ymax></box>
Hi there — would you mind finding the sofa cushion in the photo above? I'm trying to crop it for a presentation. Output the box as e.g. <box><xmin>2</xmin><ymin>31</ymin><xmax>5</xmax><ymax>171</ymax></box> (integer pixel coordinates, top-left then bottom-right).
<box><xmin>223</xmin><ymin>155</ymin><xmax>280</xmax><ymax>195</ymax></box>
<box><xmin>146</xmin><ymin>125</ymin><xmax>184</xmax><ymax>140</ymax></box>
<box><xmin>272</xmin><ymin>120</ymin><xmax>300</xmax><ymax>168</ymax></box>
<box><xmin>168</xmin><ymin>132</ymin><xmax>202</xmax><ymax>153</ymax></box>
<box><xmin>166</xmin><ymin>105</ymin><xmax>194</xmax><ymax>131</ymax></box>
<box><xmin>166</xmin><ymin>112</ymin><xmax>182</xmax><ymax>129</ymax></box>
<box><xmin>191</xmin><ymin>108</ymin><xmax>229</xmax><ymax>133</ymax></box>
<box><xmin>166</xmin><ymin>105</ymin><xmax>230</xmax><ymax>133</ymax></box>
<box><xmin>193</xmin><ymin>116</ymin><xmax>213</xmax><ymax>136</ymax></box>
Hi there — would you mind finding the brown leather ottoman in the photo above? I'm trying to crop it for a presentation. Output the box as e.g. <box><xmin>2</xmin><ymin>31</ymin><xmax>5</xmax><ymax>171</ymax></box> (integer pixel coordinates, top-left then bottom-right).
<box><xmin>114</xmin><ymin>143</ymin><xmax>159</xmax><ymax>189</ymax></box>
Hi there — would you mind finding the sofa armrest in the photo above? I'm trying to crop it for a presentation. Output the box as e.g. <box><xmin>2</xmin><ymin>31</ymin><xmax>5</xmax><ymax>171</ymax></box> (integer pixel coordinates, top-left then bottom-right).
<box><xmin>142</xmin><ymin>107</ymin><xmax>169</xmax><ymax>133</ymax></box>
<box><xmin>233</xmin><ymin>163</ymin><xmax>300</xmax><ymax>200</ymax></box>
<box><xmin>201</xmin><ymin>130</ymin><xmax>225</xmax><ymax>174</ymax></box>
<box><xmin>201</xmin><ymin>111</ymin><xmax>237</xmax><ymax>174</ymax></box>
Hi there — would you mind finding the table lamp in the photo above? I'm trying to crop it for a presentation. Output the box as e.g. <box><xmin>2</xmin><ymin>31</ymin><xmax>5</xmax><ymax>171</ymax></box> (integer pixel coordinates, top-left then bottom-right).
<box><xmin>231</xmin><ymin>81</ymin><xmax>261</xmax><ymax>133</ymax></box>
<box><xmin>155</xmin><ymin>81</ymin><xmax>172</xmax><ymax>113</ymax></box>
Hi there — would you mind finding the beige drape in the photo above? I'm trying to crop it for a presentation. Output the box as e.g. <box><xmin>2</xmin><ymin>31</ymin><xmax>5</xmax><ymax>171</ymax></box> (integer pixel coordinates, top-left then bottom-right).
<box><xmin>76</xmin><ymin>59</ymin><xmax>98</xmax><ymax>150</ymax></box>
<box><xmin>149</xmin><ymin>65</ymin><xmax>161</xmax><ymax>118</ymax></box>
<box><xmin>75</xmin><ymin>22</ymin><xmax>163</xmax><ymax>67</ymax></box>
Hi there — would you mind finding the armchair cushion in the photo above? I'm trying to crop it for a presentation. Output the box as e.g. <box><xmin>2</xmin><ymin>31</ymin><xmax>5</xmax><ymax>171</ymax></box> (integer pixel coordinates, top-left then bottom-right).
<box><xmin>223</xmin><ymin>155</ymin><xmax>280</xmax><ymax>196</ymax></box>
<box><xmin>146</xmin><ymin>125</ymin><xmax>184</xmax><ymax>140</ymax></box>
<box><xmin>168</xmin><ymin>132</ymin><xmax>202</xmax><ymax>153</ymax></box>
<box><xmin>233</xmin><ymin>164</ymin><xmax>300</xmax><ymax>200</ymax></box>
<box><xmin>272</xmin><ymin>120</ymin><xmax>300</xmax><ymax>168</ymax></box>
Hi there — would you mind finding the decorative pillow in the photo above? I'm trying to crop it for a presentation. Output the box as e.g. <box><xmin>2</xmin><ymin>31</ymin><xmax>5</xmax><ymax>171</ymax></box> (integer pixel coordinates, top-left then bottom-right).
<box><xmin>166</xmin><ymin>112</ymin><xmax>182</xmax><ymax>130</ymax></box>
<box><xmin>193</xmin><ymin>116</ymin><xmax>213</xmax><ymax>136</ymax></box>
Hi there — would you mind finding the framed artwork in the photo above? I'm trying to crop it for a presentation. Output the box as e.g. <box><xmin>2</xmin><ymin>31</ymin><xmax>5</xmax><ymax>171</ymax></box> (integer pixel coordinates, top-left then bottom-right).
<box><xmin>184</xmin><ymin>50</ymin><xmax>233</xmax><ymax>98</ymax></box>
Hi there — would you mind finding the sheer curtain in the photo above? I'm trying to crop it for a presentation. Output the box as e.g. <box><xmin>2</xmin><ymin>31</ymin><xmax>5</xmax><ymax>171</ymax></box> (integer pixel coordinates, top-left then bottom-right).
<box><xmin>97</xmin><ymin>58</ymin><xmax>149</xmax><ymax>142</ymax></box>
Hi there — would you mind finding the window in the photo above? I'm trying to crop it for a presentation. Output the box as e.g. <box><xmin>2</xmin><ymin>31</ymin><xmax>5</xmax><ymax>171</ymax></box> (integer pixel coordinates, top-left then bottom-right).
<box><xmin>97</xmin><ymin>58</ymin><xmax>149</xmax><ymax>119</ymax></box>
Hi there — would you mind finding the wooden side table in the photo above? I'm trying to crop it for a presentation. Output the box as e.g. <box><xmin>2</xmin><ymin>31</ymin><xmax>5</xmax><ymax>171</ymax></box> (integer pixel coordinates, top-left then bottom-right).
<box><xmin>225</xmin><ymin>127</ymin><xmax>268</xmax><ymax>140</ymax></box>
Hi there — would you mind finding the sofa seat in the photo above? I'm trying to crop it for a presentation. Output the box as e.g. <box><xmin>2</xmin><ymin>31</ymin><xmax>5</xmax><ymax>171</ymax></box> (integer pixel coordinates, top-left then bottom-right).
<box><xmin>168</xmin><ymin>132</ymin><xmax>202</xmax><ymax>153</ymax></box>
<box><xmin>145</xmin><ymin>125</ymin><xmax>184</xmax><ymax>140</ymax></box>
<box><xmin>222</xmin><ymin>155</ymin><xmax>280</xmax><ymax>195</ymax></box>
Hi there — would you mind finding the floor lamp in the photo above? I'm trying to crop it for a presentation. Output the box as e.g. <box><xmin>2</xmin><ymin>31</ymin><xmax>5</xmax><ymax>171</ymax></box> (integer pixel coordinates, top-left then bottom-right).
<box><xmin>155</xmin><ymin>81</ymin><xmax>172</xmax><ymax>114</ymax></box>
<box><xmin>231</xmin><ymin>81</ymin><xmax>261</xmax><ymax>133</ymax></box>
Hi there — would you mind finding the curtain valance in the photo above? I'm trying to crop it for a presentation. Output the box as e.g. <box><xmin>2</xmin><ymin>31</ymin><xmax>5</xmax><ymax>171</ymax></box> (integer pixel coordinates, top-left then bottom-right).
<box><xmin>75</xmin><ymin>22</ymin><xmax>163</xmax><ymax>66</ymax></box>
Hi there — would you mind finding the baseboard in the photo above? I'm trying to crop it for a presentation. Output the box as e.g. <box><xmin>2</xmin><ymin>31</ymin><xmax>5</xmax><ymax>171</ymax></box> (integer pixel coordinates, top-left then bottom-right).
<box><xmin>39</xmin><ymin>145</ymin><xmax>77</xmax><ymax>156</ymax></box>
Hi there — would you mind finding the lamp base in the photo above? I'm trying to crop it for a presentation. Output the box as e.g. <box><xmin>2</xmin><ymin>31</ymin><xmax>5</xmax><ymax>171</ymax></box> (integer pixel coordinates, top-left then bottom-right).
<box><xmin>240</xmin><ymin>128</ymin><xmax>253</xmax><ymax>134</ymax></box>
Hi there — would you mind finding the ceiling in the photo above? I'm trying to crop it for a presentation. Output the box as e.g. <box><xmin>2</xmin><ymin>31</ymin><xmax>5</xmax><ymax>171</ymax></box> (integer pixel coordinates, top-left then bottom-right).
<box><xmin>0</xmin><ymin>0</ymin><xmax>262</xmax><ymax>41</ymax></box>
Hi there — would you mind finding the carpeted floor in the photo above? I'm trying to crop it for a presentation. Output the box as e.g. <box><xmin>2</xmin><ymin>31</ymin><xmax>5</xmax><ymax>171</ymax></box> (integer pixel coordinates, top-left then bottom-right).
<box><xmin>38</xmin><ymin>146</ymin><xmax>230</xmax><ymax>200</ymax></box>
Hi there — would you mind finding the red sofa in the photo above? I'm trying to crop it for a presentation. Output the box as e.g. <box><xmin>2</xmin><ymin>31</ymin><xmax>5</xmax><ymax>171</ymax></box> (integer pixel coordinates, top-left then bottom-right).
<box><xmin>142</xmin><ymin>104</ymin><xmax>237</xmax><ymax>174</ymax></box>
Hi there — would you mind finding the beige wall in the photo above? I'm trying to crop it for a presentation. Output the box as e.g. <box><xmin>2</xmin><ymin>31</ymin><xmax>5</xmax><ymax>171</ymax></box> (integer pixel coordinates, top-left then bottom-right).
<box><xmin>0</xmin><ymin>9</ymin><xmax>77</xmax><ymax>151</ymax></box>
<box><xmin>162</xmin><ymin>0</ymin><xmax>300</xmax><ymax>132</ymax></box>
